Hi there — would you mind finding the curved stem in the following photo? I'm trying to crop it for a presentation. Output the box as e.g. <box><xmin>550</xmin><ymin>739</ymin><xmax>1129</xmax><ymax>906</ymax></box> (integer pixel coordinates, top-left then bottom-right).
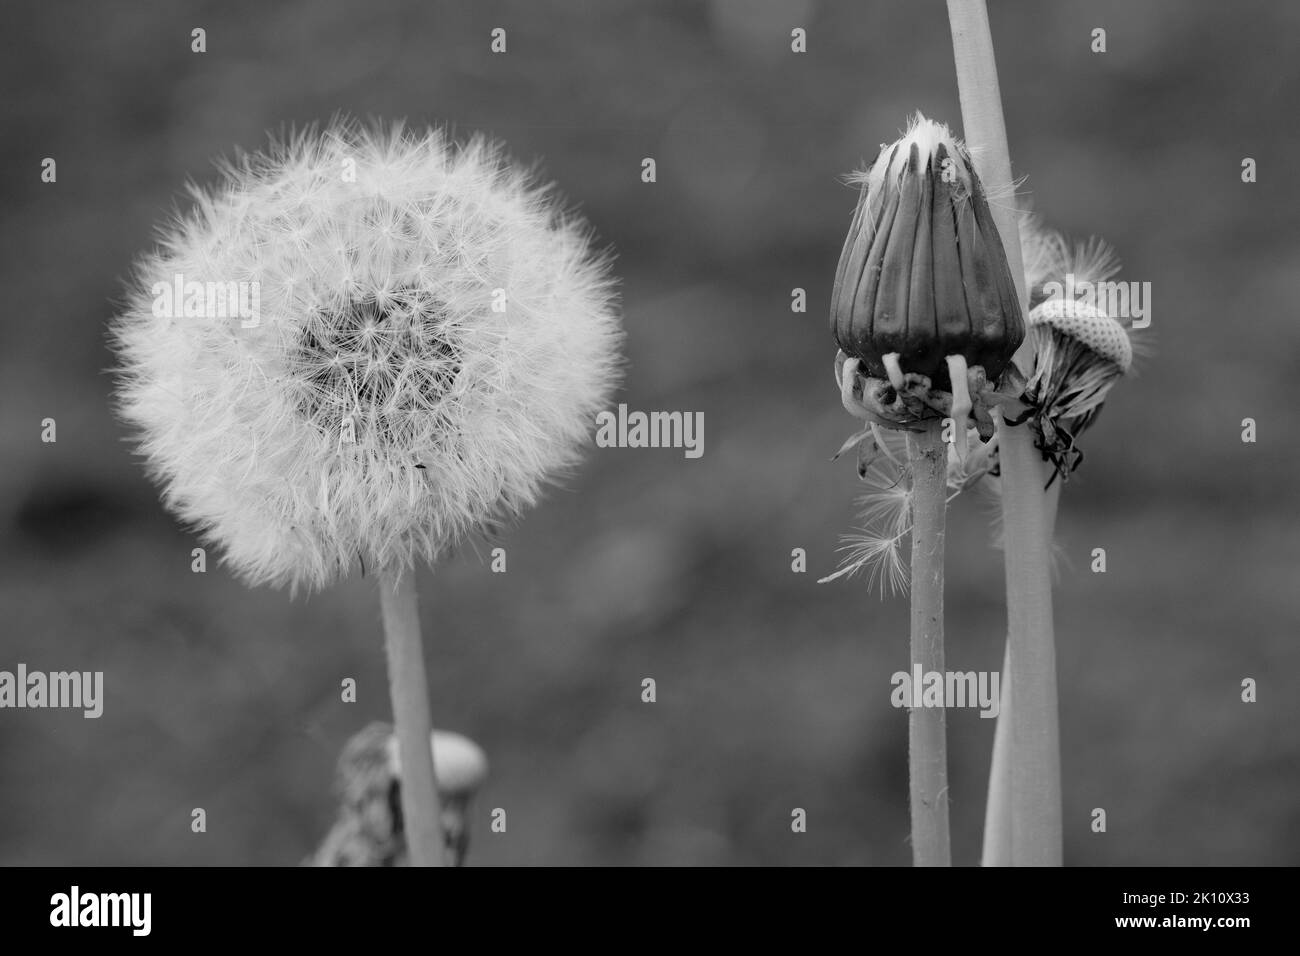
<box><xmin>907</xmin><ymin>420</ymin><xmax>951</xmax><ymax>866</ymax></box>
<box><xmin>379</xmin><ymin>566</ymin><xmax>444</xmax><ymax>866</ymax></box>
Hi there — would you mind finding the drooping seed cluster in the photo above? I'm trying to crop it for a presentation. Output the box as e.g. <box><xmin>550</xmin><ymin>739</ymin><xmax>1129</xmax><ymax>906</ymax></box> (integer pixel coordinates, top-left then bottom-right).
<box><xmin>1018</xmin><ymin>218</ymin><xmax>1135</xmax><ymax>478</ymax></box>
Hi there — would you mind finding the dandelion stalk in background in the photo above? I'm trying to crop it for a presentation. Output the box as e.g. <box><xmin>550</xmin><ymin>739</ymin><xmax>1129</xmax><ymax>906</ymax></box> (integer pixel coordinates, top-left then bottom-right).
<box><xmin>112</xmin><ymin>122</ymin><xmax>622</xmax><ymax>866</ymax></box>
<box><xmin>982</xmin><ymin>222</ymin><xmax>1138</xmax><ymax>864</ymax></box>
<box><xmin>826</xmin><ymin>116</ymin><xmax>1026</xmax><ymax>866</ymax></box>
<box><xmin>946</xmin><ymin>0</ymin><xmax>1063</xmax><ymax>866</ymax></box>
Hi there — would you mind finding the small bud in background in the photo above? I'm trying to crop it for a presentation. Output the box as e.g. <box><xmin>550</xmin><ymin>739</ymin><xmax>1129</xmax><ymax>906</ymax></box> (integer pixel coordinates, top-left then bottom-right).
<box><xmin>311</xmin><ymin>723</ymin><xmax>488</xmax><ymax>867</ymax></box>
<box><xmin>389</xmin><ymin>729</ymin><xmax>488</xmax><ymax>867</ymax></box>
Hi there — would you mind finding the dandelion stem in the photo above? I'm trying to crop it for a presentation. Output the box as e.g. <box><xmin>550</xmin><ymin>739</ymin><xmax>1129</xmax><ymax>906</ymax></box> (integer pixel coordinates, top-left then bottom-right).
<box><xmin>981</xmin><ymin>640</ymin><xmax>1014</xmax><ymax>865</ymax></box>
<box><xmin>982</xmin><ymin>480</ymin><xmax>1060</xmax><ymax>866</ymax></box>
<box><xmin>947</xmin><ymin>0</ymin><xmax>1063</xmax><ymax>866</ymax></box>
<box><xmin>379</xmin><ymin>565</ymin><xmax>444</xmax><ymax>866</ymax></box>
<box><xmin>907</xmin><ymin>419</ymin><xmax>951</xmax><ymax>867</ymax></box>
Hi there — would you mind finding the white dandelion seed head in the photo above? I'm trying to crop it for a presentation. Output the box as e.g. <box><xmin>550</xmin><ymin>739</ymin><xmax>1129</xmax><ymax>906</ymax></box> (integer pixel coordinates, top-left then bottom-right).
<box><xmin>112</xmin><ymin>121</ymin><xmax>622</xmax><ymax>592</ymax></box>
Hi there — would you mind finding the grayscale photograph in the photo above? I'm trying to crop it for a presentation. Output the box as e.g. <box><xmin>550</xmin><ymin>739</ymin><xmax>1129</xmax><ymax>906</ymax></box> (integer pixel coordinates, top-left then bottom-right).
<box><xmin>0</xmin><ymin>0</ymin><xmax>1293</xmax><ymax>929</ymax></box>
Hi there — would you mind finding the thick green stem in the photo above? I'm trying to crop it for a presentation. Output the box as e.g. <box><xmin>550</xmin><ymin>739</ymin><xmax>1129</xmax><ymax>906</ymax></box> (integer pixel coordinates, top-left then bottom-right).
<box><xmin>907</xmin><ymin>421</ymin><xmax>951</xmax><ymax>867</ymax></box>
<box><xmin>379</xmin><ymin>566</ymin><xmax>445</xmax><ymax>866</ymax></box>
<box><xmin>947</xmin><ymin>0</ymin><xmax>1062</xmax><ymax>865</ymax></box>
<box><xmin>995</xmin><ymin>428</ymin><xmax>1061</xmax><ymax>866</ymax></box>
<box><xmin>981</xmin><ymin>482</ymin><xmax>1061</xmax><ymax>866</ymax></box>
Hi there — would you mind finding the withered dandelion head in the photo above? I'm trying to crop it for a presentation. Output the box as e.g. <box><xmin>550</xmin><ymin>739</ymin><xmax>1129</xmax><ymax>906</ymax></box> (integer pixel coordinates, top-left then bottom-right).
<box><xmin>113</xmin><ymin>122</ymin><xmax>622</xmax><ymax>591</ymax></box>
<box><xmin>1017</xmin><ymin>223</ymin><xmax>1136</xmax><ymax>480</ymax></box>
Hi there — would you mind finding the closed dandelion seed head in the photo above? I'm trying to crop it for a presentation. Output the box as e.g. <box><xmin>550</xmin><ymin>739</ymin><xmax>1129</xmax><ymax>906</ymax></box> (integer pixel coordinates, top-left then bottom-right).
<box><xmin>112</xmin><ymin>122</ymin><xmax>622</xmax><ymax>592</ymax></box>
<box><xmin>825</xmin><ymin>113</ymin><xmax>1027</xmax><ymax>592</ymax></box>
<box><xmin>830</xmin><ymin>113</ymin><xmax>1025</xmax><ymax>391</ymax></box>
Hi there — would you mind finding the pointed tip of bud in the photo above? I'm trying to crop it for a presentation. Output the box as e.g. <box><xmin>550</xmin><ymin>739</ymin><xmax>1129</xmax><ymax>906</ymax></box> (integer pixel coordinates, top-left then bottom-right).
<box><xmin>897</xmin><ymin>112</ymin><xmax>962</xmax><ymax>163</ymax></box>
<box><xmin>853</xmin><ymin>114</ymin><xmax>971</xmax><ymax>195</ymax></box>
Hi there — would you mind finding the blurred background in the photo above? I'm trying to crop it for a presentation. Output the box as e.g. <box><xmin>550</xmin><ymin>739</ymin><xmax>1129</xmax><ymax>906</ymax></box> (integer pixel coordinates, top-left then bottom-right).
<box><xmin>1</xmin><ymin>0</ymin><xmax>1297</xmax><ymax>865</ymax></box>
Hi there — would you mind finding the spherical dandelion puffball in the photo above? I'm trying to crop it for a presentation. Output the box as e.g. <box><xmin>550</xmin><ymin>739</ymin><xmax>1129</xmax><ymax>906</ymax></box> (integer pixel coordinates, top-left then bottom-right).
<box><xmin>113</xmin><ymin>123</ymin><xmax>622</xmax><ymax>591</ymax></box>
